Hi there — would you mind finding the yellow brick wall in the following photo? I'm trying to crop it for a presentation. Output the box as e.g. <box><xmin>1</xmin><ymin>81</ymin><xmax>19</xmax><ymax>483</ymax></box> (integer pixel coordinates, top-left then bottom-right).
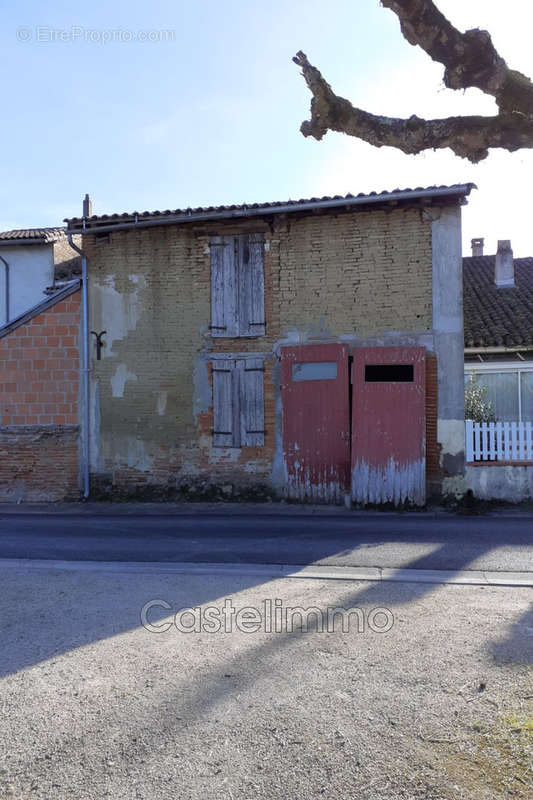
<box><xmin>276</xmin><ymin>209</ymin><xmax>432</xmax><ymax>336</ymax></box>
<box><xmin>84</xmin><ymin>206</ymin><xmax>432</xmax><ymax>496</ymax></box>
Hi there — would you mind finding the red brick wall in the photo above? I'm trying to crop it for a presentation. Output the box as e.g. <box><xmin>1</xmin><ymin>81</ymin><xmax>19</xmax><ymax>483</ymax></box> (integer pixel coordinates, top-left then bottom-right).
<box><xmin>0</xmin><ymin>289</ymin><xmax>81</xmax><ymax>501</ymax></box>
<box><xmin>0</xmin><ymin>426</ymin><xmax>79</xmax><ymax>501</ymax></box>
<box><xmin>0</xmin><ymin>292</ymin><xmax>80</xmax><ymax>426</ymax></box>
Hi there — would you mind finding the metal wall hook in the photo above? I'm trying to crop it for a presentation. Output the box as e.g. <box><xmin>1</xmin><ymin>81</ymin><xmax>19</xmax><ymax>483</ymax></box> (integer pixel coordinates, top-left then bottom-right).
<box><xmin>91</xmin><ymin>330</ymin><xmax>106</xmax><ymax>360</ymax></box>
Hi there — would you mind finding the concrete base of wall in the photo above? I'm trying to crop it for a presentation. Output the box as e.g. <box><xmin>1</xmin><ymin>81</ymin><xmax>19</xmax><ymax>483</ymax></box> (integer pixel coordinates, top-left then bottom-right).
<box><xmin>465</xmin><ymin>464</ymin><xmax>533</xmax><ymax>503</ymax></box>
<box><xmin>0</xmin><ymin>425</ymin><xmax>80</xmax><ymax>502</ymax></box>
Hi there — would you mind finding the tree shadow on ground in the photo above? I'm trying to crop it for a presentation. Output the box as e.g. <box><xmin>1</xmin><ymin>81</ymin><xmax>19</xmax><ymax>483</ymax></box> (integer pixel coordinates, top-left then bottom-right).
<box><xmin>2</xmin><ymin>563</ymin><xmax>530</xmax><ymax>800</ymax></box>
<box><xmin>0</xmin><ymin>512</ymin><xmax>531</xmax><ymax>680</ymax></box>
<box><xmin>491</xmin><ymin>602</ymin><xmax>533</xmax><ymax>665</ymax></box>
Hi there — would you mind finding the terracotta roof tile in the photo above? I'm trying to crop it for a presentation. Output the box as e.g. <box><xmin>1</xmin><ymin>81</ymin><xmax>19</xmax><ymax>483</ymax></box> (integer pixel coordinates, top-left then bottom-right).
<box><xmin>463</xmin><ymin>255</ymin><xmax>533</xmax><ymax>348</ymax></box>
<box><xmin>0</xmin><ymin>227</ymin><xmax>66</xmax><ymax>244</ymax></box>
<box><xmin>65</xmin><ymin>184</ymin><xmax>475</xmax><ymax>229</ymax></box>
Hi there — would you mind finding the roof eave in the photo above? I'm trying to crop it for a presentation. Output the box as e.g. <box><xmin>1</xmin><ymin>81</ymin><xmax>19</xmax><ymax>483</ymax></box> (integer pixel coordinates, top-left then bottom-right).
<box><xmin>464</xmin><ymin>345</ymin><xmax>533</xmax><ymax>353</ymax></box>
<box><xmin>65</xmin><ymin>184</ymin><xmax>476</xmax><ymax>234</ymax></box>
<box><xmin>0</xmin><ymin>239</ymin><xmax>52</xmax><ymax>247</ymax></box>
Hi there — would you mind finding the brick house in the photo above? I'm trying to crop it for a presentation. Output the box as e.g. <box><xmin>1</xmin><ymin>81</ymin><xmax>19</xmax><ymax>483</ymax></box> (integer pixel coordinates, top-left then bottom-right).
<box><xmin>0</xmin><ymin>227</ymin><xmax>82</xmax><ymax>502</ymax></box>
<box><xmin>0</xmin><ymin>283</ymin><xmax>81</xmax><ymax>501</ymax></box>
<box><xmin>64</xmin><ymin>184</ymin><xmax>474</xmax><ymax>505</ymax></box>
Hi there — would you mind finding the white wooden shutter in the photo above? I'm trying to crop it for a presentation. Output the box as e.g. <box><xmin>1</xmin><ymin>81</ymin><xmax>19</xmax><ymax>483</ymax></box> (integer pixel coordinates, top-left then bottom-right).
<box><xmin>238</xmin><ymin>234</ymin><xmax>265</xmax><ymax>337</ymax></box>
<box><xmin>210</xmin><ymin>236</ymin><xmax>237</xmax><ymax>337</ymax></box>
<box><xmin>212</xmin><ymin>364</ymin><xmax>234</xmax><ymax>446</ymax></box>
<box><xmin>239</xmin><ymin>358</ymin><xmax>265</xmax><ymax>446</ymax></box>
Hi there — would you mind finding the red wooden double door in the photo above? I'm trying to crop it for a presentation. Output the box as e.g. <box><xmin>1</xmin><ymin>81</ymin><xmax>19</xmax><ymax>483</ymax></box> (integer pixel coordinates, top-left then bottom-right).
<box><xmin>281</xmin><ymin>344</ymin><xmax>426</xmax><ymax>505</ymax></box>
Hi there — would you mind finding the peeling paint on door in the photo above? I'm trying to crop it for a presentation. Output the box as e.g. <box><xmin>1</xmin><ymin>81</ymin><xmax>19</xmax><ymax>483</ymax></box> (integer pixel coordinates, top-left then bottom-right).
<box><xmin>281</xmin><ymin>344</ymin><xmax>350</xmax><ymax>503</ymax></box>
<box><xmin>351</xmin><ymin>457</ymin><xmax>425</xmax><ymax>506</ymax></box>
<box><xmin>351</xmin><ymin>347</ymin><xmax>426</xmax><ymax>506</ymax></box>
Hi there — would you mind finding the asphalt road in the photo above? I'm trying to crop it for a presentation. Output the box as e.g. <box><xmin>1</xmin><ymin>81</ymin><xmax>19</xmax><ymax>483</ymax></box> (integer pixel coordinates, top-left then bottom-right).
<box><xmin>0</xmin><ymin>508</ymin><xmax>532</xmax><ymax>572</ymax></box>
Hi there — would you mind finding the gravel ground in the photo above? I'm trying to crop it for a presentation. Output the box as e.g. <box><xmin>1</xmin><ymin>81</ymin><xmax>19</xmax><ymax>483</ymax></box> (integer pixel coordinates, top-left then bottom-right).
<box><xmin>0</xmin><ymin>565</ymin><xmax>532</xmax><ymax>799</ymax></box>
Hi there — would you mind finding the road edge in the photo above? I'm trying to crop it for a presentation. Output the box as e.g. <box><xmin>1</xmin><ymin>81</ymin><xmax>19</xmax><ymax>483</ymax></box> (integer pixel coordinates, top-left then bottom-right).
<box><xmin>1</xmin><ymin>559</ymin><xmax>532</xmax><ymax>587</ymax></box>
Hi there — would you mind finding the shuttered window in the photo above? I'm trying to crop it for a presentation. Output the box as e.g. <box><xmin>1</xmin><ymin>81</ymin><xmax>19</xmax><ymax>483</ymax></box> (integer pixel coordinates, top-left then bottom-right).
<box><xmin>210</xmin><ymin>234</ymin><xmax>265</xmax><ymax>337</ymax></box>
<box><xmin>212</xmin><ymin>358</ymin><xmax>265</xmax><ymax>446</ymax></box>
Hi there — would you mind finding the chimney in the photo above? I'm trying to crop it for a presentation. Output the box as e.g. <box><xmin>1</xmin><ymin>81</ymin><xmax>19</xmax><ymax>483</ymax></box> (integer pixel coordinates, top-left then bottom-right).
<box><xmin>471</xmin><ymin>237</ymin><xmax>484</xmax><ymax>256</ymax></box>
<box><xmin>495</xmin><ymin>239</ymin><xmax>515</xmax><ymax>288</ymax></box>
<box><xmin>82</xmin><ymin>193</ymin><xmax>92</xmax><ymax>218</ymax></box>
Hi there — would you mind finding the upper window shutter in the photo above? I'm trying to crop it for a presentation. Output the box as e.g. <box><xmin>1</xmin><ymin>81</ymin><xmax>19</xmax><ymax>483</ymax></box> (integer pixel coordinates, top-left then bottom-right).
<box><xmin>239</xmin><ymin>358</ymin><xmax>265</xmax><ymax>446</ymax></box>
<box><xmin>238</xmin><ymin>233</ymin><xmax>265</xmax><ymax>337</ymax></box>
<box><xmin>212</xmin><ymin>364</ymin><xmax>234</xmax><ymax>447</ymax></box>
<box><xmin>210</xmin><ymin>236</ymin><xmax>237</xmax><ymax>337</ymax></box>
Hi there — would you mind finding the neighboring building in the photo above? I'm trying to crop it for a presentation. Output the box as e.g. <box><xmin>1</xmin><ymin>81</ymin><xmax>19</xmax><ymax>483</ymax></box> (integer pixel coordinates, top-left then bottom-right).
<box><xmin>463</xmin><ymin>238</ymin><xmax>533</xmax><ymax>423</ymax></box>
<box><xmin>0</xmin><ymin>227</ymin><xmax>82</xmax><ymax>501</ymax></box>
<box><xmin>0</xmin><ymin>282</ymin><xmax>81</xmax><ymax>501</ymax></box>
<box><xmin>463</xmin><ymin>238</ymin><xmax>533</xmax><ymax>501</ymax></box>
<box><xmin>0</xmin><ymin>228</ymin><xmax>81</xmax><ymax>326</ymax></box>
<box><xmin>64</xmin><ymin>183</ymin><xmax>474</xmax><ymax>506</ymax></box>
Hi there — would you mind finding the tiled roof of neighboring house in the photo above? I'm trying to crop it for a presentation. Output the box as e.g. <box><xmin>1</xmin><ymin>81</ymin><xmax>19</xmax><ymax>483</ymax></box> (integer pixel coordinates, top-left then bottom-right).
<box><xmin>65</xmin><ymin>183</ymin><xmax>475</xmax><ymax>232</ymax></box>
<box><xmin>463</xmin><ymin>256</ymin><xmax>533</xmax><ymax>348</ymax></box>
<box><xmin>0</xmin><ymin>227</ymin><xmax>67</xmax><ymax>244</ymax></box>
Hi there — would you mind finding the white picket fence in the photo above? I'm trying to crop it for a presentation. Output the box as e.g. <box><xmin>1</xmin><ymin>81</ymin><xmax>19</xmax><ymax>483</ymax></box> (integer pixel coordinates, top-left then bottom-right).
<box><xmin>466</xmin><ymin>420</ymin><xmax>533</xmax><ymax>462</ymax></box>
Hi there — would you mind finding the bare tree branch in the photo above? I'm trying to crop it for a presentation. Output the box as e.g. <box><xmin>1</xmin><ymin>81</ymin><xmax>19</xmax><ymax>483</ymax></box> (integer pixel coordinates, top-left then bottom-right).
<box><xmin>294</xmin><ymin>0</ymin><xmax>533</xmax><ymax>162</ymax></box>
<box><xmin>381</xmin><ymin>0</ymin><xmax>533</xmax><ymax>115</ymax></box>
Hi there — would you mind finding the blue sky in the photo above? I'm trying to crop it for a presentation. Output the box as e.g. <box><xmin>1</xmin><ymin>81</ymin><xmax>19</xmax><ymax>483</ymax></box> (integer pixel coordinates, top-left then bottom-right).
<box><xmin>2</xmin><ymin>0</ymin><xmax>533</xmax><ymax>254</ymax></box>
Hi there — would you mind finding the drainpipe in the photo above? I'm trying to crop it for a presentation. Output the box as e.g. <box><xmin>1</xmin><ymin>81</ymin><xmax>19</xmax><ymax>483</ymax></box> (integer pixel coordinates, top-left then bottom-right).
<box><xmin>67</xmin><ymin>232</ymin><xmax>90</xmax><ymax>500</ymax></box>
<box><xmin>0</xmin><ymin>254</ymin><xmax>9</xmax><ymax>323</ymax></box>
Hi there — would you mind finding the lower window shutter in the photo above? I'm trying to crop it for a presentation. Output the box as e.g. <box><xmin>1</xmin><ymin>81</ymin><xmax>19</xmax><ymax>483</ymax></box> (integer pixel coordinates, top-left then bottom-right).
<box><xmin>240</xmin><ymin>358</ymin><xmax>265</xmax><ymax>446</ymax></box>
<box><xmin>212</xmin><ymin>366</ymin><xmax>234</xmax><ymax>447</ymax></box>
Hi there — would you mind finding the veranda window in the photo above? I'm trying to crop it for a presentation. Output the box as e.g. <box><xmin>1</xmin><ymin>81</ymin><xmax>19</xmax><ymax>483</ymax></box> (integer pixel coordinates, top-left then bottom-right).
<box><xmin>465</xmin><ymin>367</ymin><xmax>533</xmax><ymax>422</ymax></box>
